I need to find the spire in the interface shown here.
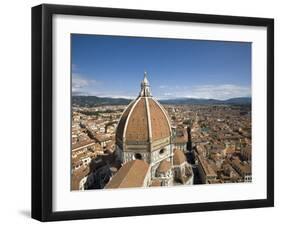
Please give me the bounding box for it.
[140,71,152,97]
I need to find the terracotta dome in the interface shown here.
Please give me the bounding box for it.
[116,72,171,147]
[173,149,186,165]
[156,160,172,173]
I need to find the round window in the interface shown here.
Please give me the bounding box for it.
[134,153,142,160]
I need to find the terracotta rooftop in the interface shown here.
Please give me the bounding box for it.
[71,166,90,190]
[223,146,236,155]
[157,160,172,173]
[173,149,186,165]
[125,98,149,142]
[148,99,170,141]
[72,140,95,151]
[115,100,136,142]
[174,128,188,144]
[197,155,217,177]
[105,160,149,189]
[231,158,251,174]
[116,97,171,145]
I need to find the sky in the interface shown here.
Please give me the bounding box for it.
[71,34,251,100]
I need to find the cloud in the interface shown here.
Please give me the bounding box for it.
[71,74,136,98]
[163,92,173,96]
[191,84,251,100]
[72,77,89,90]
[72,73,98,93]
[71,63,98,93]
[155,84,251,100]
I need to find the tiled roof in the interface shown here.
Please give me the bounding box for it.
[115,100,136,142]
[115,97,171,146]
[173,149,186,165]
[157,160,172,173]
[105,160,149,189]
[71,166,90,190]
[125,98,149,142]
[148,99,170,141]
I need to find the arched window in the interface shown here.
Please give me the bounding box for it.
[134,153,142,160]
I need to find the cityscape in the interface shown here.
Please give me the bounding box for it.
[71,73,251,190]
[71,35,252,190]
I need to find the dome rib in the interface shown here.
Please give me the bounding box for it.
[116,99,136,144]
[123,97,143,142]
[144,97,152,142]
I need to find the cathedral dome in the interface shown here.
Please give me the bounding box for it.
[116,72,171,148]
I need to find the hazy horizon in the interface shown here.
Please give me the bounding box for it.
[72,94,251,101]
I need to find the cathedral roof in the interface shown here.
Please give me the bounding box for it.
[173,149,186,165]
[157,160,172,173]
[104,160,149,189]
[116,73,171,147]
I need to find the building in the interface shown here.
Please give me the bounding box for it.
[173,149,193,185]
[173,126,188,152]
[106,72,193,188]
[230,157,252,182]
[241,145,252,161]
[197,154,217,184]
[71,165,90,190]
[84,155,115,189]
[219,162,241,183]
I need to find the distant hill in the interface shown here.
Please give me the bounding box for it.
[72,96,132,107]
[72,96,251,107]
[223,97,252,105]
[160,97,251,105]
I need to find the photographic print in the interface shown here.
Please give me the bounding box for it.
[71,34,252,190]
[32,4,274,221]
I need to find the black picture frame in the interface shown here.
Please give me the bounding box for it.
[32,4,274,222]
